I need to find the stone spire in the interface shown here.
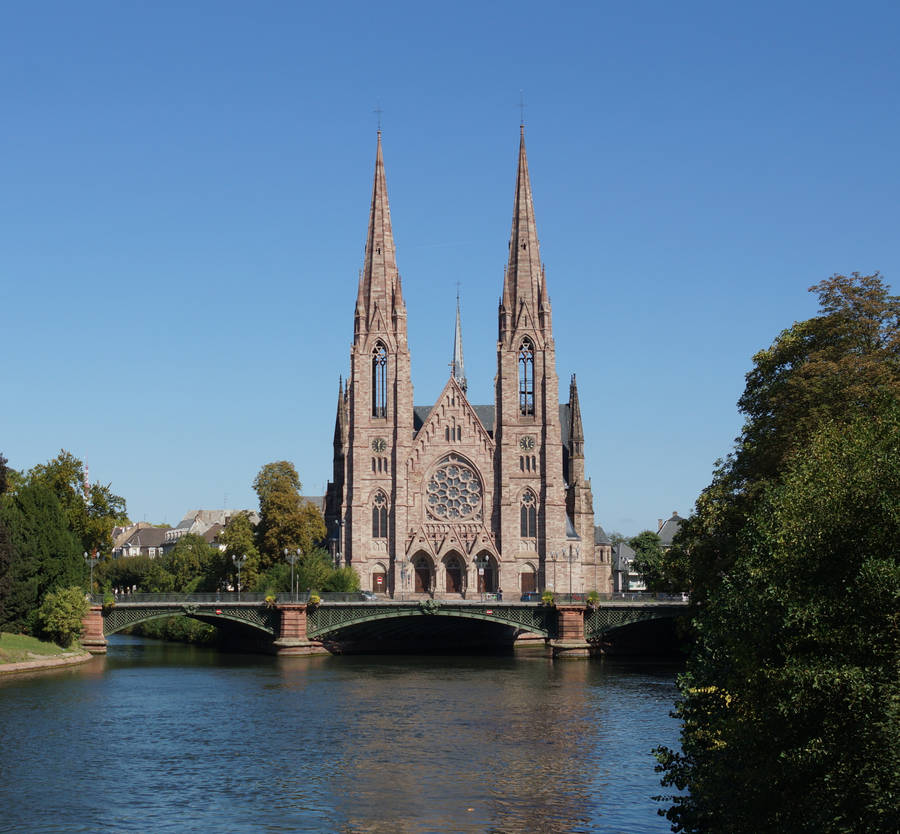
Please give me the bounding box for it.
[568,374,584,459]
[332,376,345,448]
[450,288,467,393]
[500,125,548,341]
[355,131,405,341]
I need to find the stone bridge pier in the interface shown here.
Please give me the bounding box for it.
[272,604,328,656]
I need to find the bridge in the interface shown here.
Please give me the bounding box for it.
[81,593,689,658]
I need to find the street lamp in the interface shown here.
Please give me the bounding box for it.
[548,550,560,593]
[84,551,99,598]
[232,553,247,601]
[473,554,488,601]
[332,518,345,570]
[284,547,301,603]
[400,563,408,601]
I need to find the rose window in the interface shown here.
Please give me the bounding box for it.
[426,457,482,520]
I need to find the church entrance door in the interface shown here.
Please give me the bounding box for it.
[445,556,463,594]
[413,555,431,593]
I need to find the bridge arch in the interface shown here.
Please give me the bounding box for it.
[101,603,279,637]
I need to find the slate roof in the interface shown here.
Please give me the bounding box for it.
[124,527,167,548]
[594,525,611,545]
[658,512,684,547]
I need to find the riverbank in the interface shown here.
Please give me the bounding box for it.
[0,632,92,676]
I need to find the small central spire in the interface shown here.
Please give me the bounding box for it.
[450,287,467,393]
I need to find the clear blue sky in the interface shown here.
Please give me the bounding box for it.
[2,1,898,536]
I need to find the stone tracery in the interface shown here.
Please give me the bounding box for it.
[425,455,482,521]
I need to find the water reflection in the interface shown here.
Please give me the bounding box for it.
[0,637,679,834]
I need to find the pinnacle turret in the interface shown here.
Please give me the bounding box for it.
[568,374,584,457]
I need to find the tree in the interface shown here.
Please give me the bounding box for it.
[0,482,84,632]
[22,450,128,556]
[0,453,10,624]
[96,555,175,594]
[657,273,900,832]
[253,461,326,570]
[627,530,666,590]
[36,586,89,647]
[216,512,260,592]
[673,273,900,603]
[161,534,217,593]
[657,400,900,833]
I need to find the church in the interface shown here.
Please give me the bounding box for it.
[324,128,612,598]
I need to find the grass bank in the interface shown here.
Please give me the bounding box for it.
[0,632,71,664]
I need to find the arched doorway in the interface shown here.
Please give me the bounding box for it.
[372,564,387,594]
[475,552,497,593]
[444,553,464,594]
[413,553,432,594]
[520,563,537,593]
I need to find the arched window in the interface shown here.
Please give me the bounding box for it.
[519,338,534,416]
[372,342,387,418]
[520,490,537,538]
[372,491,388,538]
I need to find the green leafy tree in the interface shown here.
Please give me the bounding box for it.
[22,450,128,556]
[216,512,260,592]
[674,273,900,604]
[627,530,666,590]
[253,461,326,570]
[96,555,175,594]
[323,565,361,592]
[657,400,900,834]
[161,534,218,592]
[36,586,89,647]
[1,482,84,632]
[0,453,11,625]
[657,273,900,832]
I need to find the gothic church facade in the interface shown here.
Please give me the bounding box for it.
[325,129,612,597]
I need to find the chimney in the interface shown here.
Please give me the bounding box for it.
[658,518,664,532]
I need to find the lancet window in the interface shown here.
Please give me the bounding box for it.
[372,491,388,539]
[520,490,537,538]
[519,338,534,416]
[372,342,387,418]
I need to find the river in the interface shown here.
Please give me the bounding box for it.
[0,636,680,833]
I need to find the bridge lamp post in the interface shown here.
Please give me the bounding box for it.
[473,554,488,601]
[284,547,301,603]
[548,550,560,594]
[400,563,408,601]
[84,551,100,598]
[232,553,248,601]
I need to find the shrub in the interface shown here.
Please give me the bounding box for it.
[36,586,89,648]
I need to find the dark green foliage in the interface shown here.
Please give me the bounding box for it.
[129,616,217,645]
[36,586,89,647]
[97,555,175,594]
[323,565,361,592]
[23,450,128,556]
[658,402,900,833]
[0,482,85,632]
[160,534,218,592]
[658,274,900,833]
[627,530,666,590]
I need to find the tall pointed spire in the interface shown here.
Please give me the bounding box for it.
[568,374,584,458]
[450,288,467,393]
[356,131,404,340]
[502,125,546,328]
